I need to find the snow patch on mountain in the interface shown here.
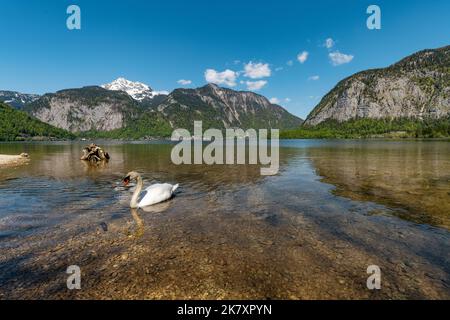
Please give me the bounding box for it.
[101,77,168,101]
[0,91,40,109]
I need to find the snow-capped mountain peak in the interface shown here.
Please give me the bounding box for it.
[0,90,40,109]
[101,77,168,101]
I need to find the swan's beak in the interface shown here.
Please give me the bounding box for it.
[123,176,130,186]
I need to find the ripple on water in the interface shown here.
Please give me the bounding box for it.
[0,141,449,299]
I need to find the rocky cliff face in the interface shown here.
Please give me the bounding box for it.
[304,45,450,126]
[0,102,73,141]
[26,86,139,132]
[155,84,303,130]
[24,82,302,133]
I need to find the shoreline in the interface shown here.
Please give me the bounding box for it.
[1,137,450,143]
[0,153,29,166]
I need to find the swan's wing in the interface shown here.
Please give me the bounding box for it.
[145,183,171,192]
[139,184,174,207]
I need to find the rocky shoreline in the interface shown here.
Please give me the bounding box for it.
[0,153,29,166]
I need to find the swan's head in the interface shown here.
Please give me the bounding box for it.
[123,171,140,186]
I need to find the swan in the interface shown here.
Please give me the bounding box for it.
[122,171,179,208]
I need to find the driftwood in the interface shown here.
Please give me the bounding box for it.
[80,143,110,162]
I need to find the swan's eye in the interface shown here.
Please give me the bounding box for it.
[123,177,130,186]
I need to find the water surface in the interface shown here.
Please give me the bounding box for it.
[0,140,449,299]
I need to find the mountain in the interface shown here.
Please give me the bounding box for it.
[22,80,302,136]
[154,84,303,130]
[101,77,168,102]
[0,102,73,141]
[25,86,141,132]
[0,90,40,110]
[304,45,450,126]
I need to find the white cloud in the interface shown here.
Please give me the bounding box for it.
[287,60,294,66]
[297,51,309,64]
[204,69,238,87]
[270,97,280,104]
[177,79,192,85]
[275,67,284,71]
[325,38,335,49]
[270,97,291,104]
[244,62,271,79]
[246,80,267,91]
[329,51,354,66]
[308,75,320,81]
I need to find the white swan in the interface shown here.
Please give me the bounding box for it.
[122,171,179,208]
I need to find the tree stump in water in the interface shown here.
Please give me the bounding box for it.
[80,143,110,162]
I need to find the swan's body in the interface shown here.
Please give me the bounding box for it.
[123,171,178,208]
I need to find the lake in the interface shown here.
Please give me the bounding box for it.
[0,140,449,299]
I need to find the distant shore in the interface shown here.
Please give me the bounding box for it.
[1,136,450,143]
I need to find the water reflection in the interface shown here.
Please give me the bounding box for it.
[306,141,450,229]
[0,141,449,299]
[140,201,172,213]
[1,140,449,230]
[80,158,110,173]
[130,208,144,238]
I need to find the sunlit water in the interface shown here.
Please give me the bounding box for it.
[0,140,448,299]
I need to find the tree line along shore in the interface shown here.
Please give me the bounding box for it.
[1,102,450,141]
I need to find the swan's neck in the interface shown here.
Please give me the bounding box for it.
[130,175,143,208]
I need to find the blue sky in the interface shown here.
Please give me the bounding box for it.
[0,0,449,118]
